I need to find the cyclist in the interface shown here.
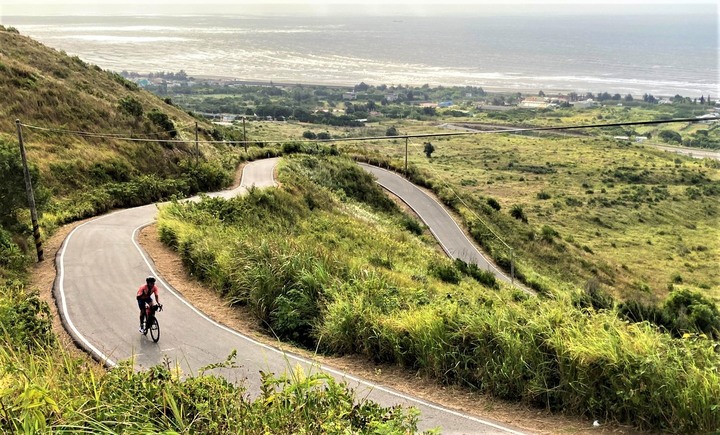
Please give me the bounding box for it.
[137,276,161,333]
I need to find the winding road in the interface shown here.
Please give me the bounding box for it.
[56,158,527,434]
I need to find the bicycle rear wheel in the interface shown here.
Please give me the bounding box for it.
[149,317,160,342]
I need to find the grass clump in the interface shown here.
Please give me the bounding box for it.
[0,343,419,433]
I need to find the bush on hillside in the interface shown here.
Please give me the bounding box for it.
[0,282,54,350]
[663,288,720,338]
[0,141,51,234]
[117,96,143,118]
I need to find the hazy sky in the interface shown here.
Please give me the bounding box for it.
[2,1,716,17]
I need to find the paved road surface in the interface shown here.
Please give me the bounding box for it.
[56,157,527,434]
[650,144,720,160]
[360,164,517,288]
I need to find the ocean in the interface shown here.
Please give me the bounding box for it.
[2,13,718,97]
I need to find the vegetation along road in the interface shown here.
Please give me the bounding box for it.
[56,157,526,434]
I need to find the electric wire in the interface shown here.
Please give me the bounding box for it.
[18,116,719,146]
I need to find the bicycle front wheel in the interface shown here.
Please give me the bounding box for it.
[149,317,160,343]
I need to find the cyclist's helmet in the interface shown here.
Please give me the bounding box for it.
[146,276,156,285]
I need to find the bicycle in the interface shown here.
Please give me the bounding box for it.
[142,303,163,342]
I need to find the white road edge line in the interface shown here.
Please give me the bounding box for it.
[360,163,509,280]
[59,210,126,368]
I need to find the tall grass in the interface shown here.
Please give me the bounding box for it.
[157,154,720,432]
[0,341,419,433]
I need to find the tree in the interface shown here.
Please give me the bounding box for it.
[643,93,657,104]
[658,129,682,144]
[385,126,399,136]
[302,131,317,139]
[538,90,545,97]
[624,94,634,102]
[354,82,369,92]
[423,141,435,158]
[317,131,331,140]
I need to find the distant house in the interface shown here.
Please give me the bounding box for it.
[570,99,597,109]
[658,98,673,105]
[385,93,399,102]
[613,136,630,141]
[696,113,719,124]
[635,136,648,142]
[419,102,438,108]
[438,101,453,108]
[343,92,357,100]
[519,96,555,109]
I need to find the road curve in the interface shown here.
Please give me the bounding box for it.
[56,157,526,434]
[359,164,517,288]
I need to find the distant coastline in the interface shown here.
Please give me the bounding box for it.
[4,14,717,98]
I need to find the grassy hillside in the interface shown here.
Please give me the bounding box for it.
[0,25,244,234]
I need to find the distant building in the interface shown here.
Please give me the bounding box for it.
[343,92,357,100]
[438,101,453,108]
[570,99,597,109]
[613,136,630,141]
[635,136,648,142]
[385,93,399,102]
[519,96,556,109]
[419,102,438,108]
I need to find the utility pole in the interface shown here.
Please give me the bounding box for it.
[404,137,408,177]
[15,120,43,262]
[242,116,247,152]
[195,121,199,166]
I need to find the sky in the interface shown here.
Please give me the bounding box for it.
[2,1,717,17]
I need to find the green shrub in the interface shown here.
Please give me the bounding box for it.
[658,129,682,144]
[453,258,499,289]
[540,225,559,242]
[428,259,460,284]
[0,282,54,350]
[510,204,527,223]
[0,229,29,276]
[663,289,720,338]
[0,140,50,232]
[486,197,501,211]
[117,96,143,118]
[400,216,423,235]
[147,109,177,137]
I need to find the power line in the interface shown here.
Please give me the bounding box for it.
[18,116,719,146]
[19,123,182,139]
